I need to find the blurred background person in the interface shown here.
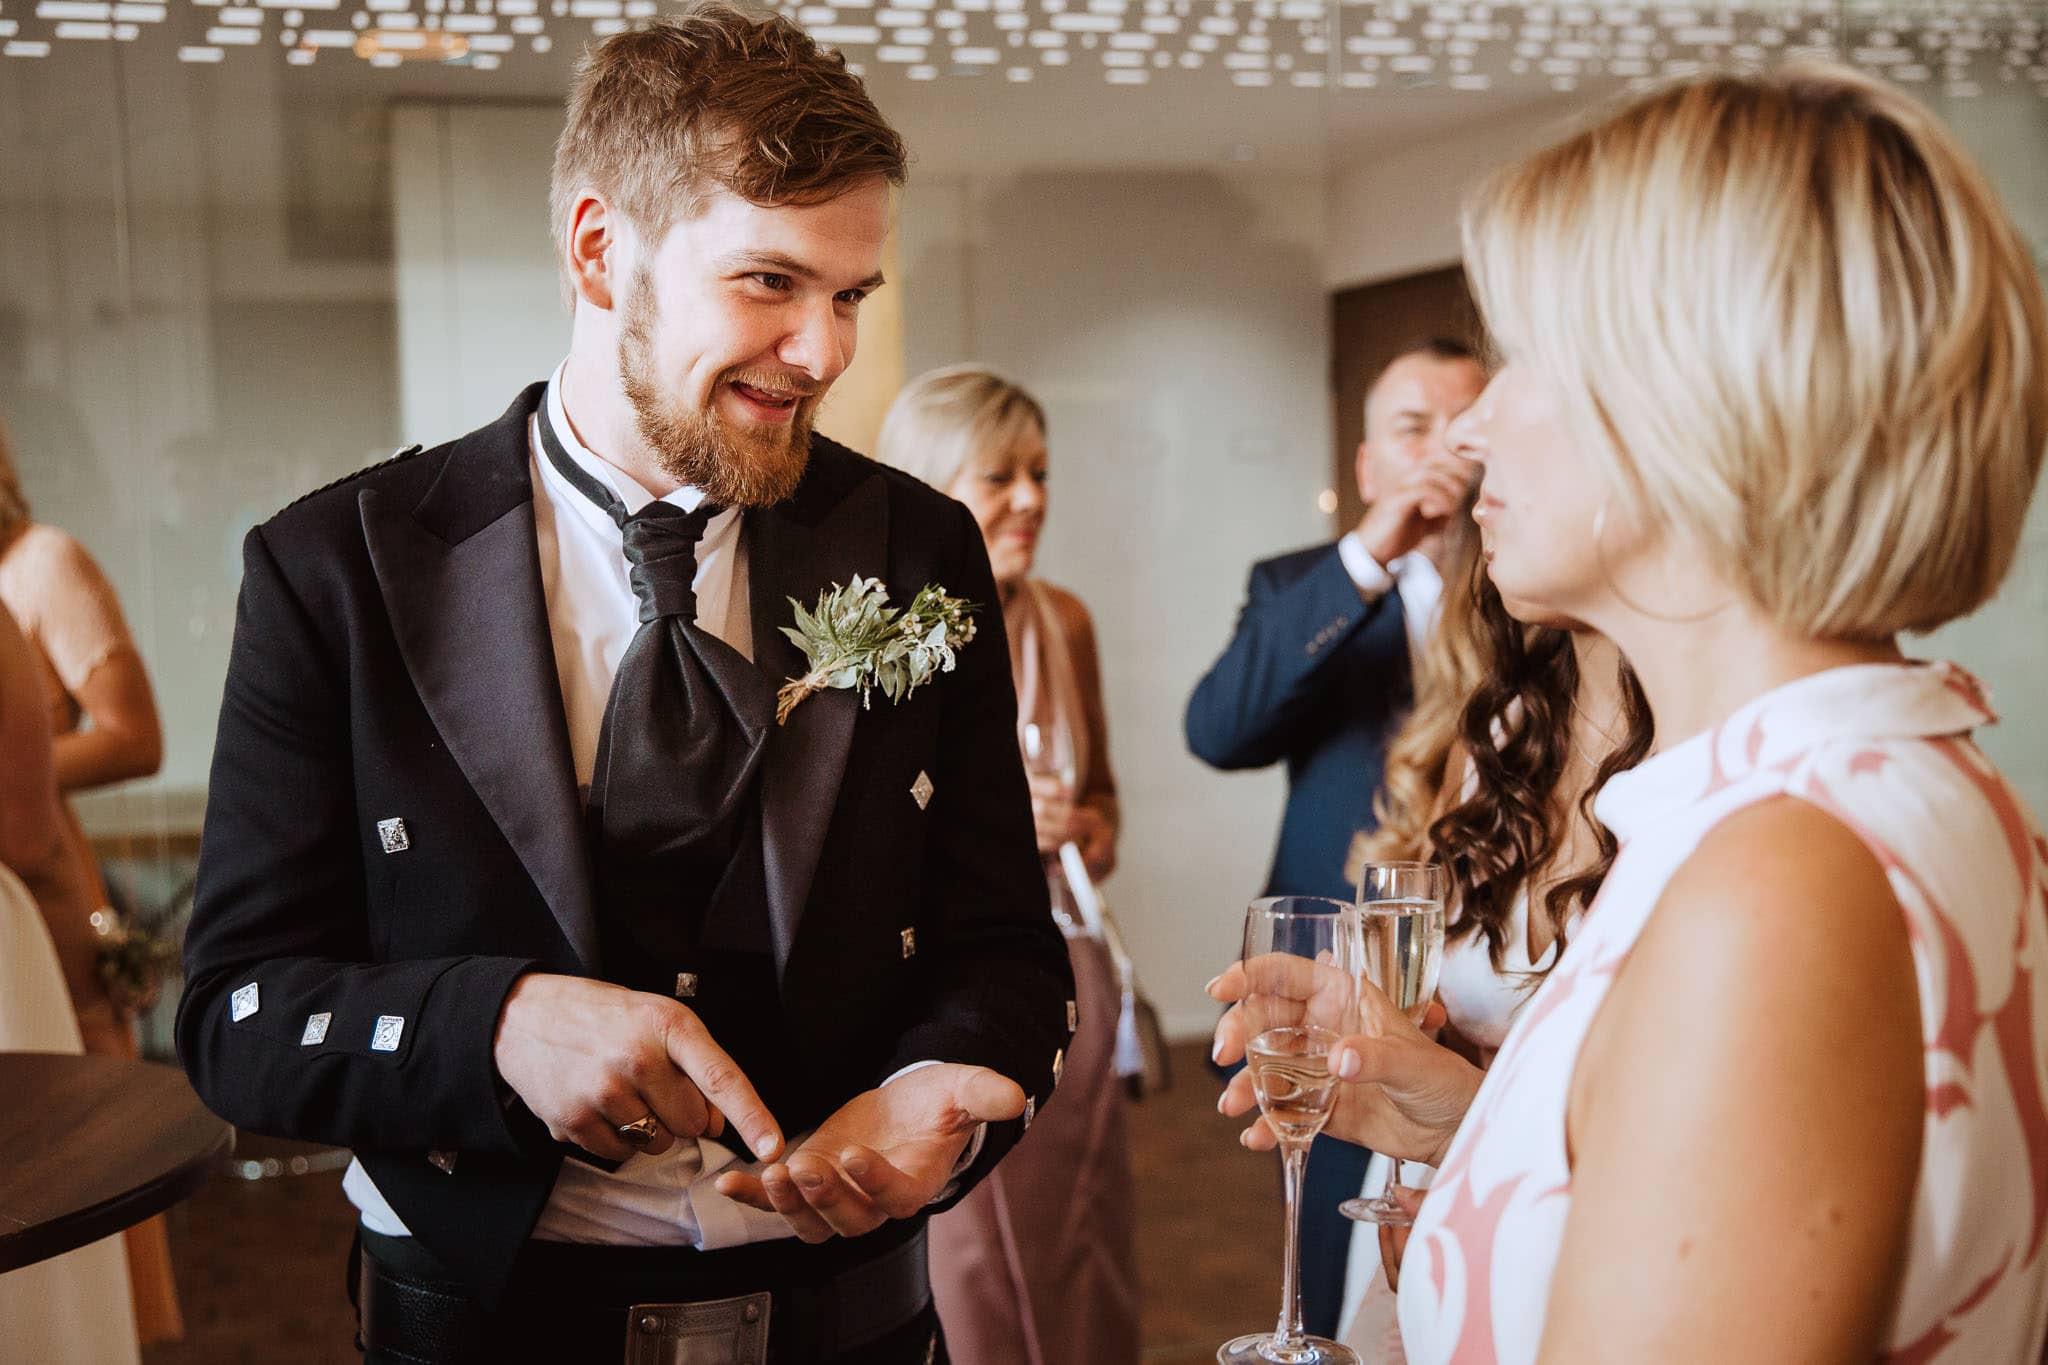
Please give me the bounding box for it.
[1334,506,1651,1358]
[0,415,178,1343]
[1184,339,1486,1337]
[0,599,142,1365]
[878,364,1139,1365]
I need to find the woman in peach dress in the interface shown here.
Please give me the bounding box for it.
[0,417,180,1343]
[0,599,141,1364]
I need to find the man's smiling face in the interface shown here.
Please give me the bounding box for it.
[615,176,891,507]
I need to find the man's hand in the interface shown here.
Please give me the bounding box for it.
[1354,450,1480,569]
[492,972,783,1164]
[713,1063,1025,1243]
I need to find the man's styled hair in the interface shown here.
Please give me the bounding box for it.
[1464,63,2047,640]
[549,3,908,299]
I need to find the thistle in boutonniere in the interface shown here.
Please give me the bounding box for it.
[776,576,979,725]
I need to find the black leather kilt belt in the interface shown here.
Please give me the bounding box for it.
[357,1222,931,1364]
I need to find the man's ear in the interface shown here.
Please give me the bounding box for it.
[566,192,623,312]
[1354,440,1374,505]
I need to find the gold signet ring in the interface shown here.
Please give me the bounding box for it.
[616,1115,660,1146]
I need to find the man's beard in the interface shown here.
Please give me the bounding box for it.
[616,270,816,509]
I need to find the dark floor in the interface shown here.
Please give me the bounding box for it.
[141,1040,1279,1365]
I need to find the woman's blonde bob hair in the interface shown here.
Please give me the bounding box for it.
[1463,63,2048,640]
[874,364,1047,493]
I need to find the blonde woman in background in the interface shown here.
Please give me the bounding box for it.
[877,365,1139,1365]
[1215,64,2048,1361]
[0,417,179,1342]
[1335,507,1652,1359]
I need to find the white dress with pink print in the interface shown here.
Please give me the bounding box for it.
[1396,661,2048,1364]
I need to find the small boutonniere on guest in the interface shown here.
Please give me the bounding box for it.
[777,576,978,724]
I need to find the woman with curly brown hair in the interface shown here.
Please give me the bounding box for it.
[1336,510,1651,1358]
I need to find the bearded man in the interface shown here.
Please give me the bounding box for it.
[176,9,1072,1362]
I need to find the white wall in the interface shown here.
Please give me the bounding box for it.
[392,104,570,447]
[1,48,403,837]
[1322,102,1584,289]
[900,168,1331,1038]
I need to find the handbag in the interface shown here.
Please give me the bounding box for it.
[1057,843,1171,1099]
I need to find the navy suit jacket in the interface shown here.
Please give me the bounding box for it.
[1185,541,1413,900]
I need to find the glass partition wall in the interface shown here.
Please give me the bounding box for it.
[1,1,2043,1063]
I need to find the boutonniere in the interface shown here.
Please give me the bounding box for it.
[776,576,979,725]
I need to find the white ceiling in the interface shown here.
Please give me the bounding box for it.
[1,1,2037,180]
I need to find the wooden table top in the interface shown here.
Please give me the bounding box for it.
[0,1051,234,1272]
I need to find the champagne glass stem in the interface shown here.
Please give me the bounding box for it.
[1272,1140,1310,1351]
[1375,1156,1399,1212]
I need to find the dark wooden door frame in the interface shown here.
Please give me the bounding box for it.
[1327,266,1481,534]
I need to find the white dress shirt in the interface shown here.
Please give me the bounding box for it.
[1336,531,1444,676]
[347,366,974,1248]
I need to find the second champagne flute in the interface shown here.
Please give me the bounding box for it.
[1339,861,1447,1226]
[1218,896,1362,1365]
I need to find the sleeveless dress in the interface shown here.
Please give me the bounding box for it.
[1397,661,2048,1363]
[1340,888,1551,1360]
[0,521,183,1343]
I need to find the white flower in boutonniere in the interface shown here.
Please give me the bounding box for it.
[776,576,980,725]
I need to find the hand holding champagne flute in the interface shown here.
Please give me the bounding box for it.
[1341,862,1447,1226]
[1219,897,1362,1365]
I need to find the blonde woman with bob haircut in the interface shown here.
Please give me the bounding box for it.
[877,365,1140,1365]
[1212,64,2048,1362]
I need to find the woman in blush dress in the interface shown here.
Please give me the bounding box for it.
[0,419,179,1342]
[1335,514,1651,1360]
[1215,64,2048,1362]
[0,601,141,1365]
[876,365,1140,1365]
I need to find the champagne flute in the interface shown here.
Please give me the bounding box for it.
[1338,861,1447,1226]
[1219,897,1363,1365]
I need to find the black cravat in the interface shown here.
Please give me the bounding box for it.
[537,401,774,951]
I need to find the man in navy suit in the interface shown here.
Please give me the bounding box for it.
[1186,338,1485,1338]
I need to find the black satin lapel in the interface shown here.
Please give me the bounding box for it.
[751,471,889,974]
[361,486,600,971]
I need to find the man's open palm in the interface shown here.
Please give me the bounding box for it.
[714,1063,1026,1242]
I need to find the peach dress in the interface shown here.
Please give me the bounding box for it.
[1398,662,2048,1362]
[0,521,184,1344]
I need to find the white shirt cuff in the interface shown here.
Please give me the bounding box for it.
[1337,531,1395,600]
[884,1060,988,1198]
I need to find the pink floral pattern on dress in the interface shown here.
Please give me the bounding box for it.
[1397,663,2048,1364]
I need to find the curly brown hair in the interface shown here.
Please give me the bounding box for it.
[1426,576,1653,978]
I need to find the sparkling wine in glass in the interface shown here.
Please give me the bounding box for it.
[1339,862,1447,1227]
[1219,897,1363,1365]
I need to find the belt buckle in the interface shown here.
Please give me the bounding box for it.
[623,1291,770,1365]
